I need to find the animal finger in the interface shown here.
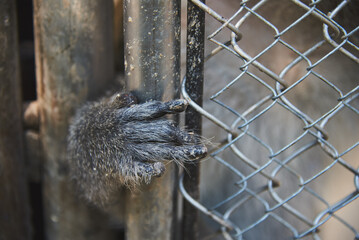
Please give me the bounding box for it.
[108,92,137,109]
[118,99,188,122]
[130,143,208,163]
[122,119,197,145]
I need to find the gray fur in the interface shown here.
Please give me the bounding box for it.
[67,92,207,206]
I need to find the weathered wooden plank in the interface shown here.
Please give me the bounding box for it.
[0,0,31,239]
[124,0,181,239]
[33,0,118,239]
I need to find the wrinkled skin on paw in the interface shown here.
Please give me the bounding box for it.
[67,92,207,205]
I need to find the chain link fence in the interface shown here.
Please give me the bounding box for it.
[180,0,359,239]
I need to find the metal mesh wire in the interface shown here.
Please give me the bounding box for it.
[180,0,359,239]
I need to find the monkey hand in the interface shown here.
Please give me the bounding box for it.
[67,92,207,204]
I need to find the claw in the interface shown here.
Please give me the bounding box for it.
[167,99,188,112]
[153,162,166,177]
[187,145,208,160]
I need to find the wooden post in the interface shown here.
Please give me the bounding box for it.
[33,0,118,239]
[124,0,181,239]
[0,1,31,239]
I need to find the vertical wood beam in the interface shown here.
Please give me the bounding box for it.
[0,1,31,239]
[124,0,181,239]
[33,0,117,239]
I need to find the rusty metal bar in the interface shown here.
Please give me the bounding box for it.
[33,0,117,239]
[182,1,205,240]
[0,1,31,239]
[123,0,181,239]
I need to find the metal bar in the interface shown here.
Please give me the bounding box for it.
[33,0,117,239]
[182,1,205,239]
[0,1,31,239]
[114,0,124,73]
[123,0,181,239]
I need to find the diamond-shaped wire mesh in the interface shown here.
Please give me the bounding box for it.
[180,0,359,239]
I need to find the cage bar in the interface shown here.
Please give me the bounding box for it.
[182,1,205,240]
[123,0,181,239]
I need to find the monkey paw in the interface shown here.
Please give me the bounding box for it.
[68,92,207,200]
